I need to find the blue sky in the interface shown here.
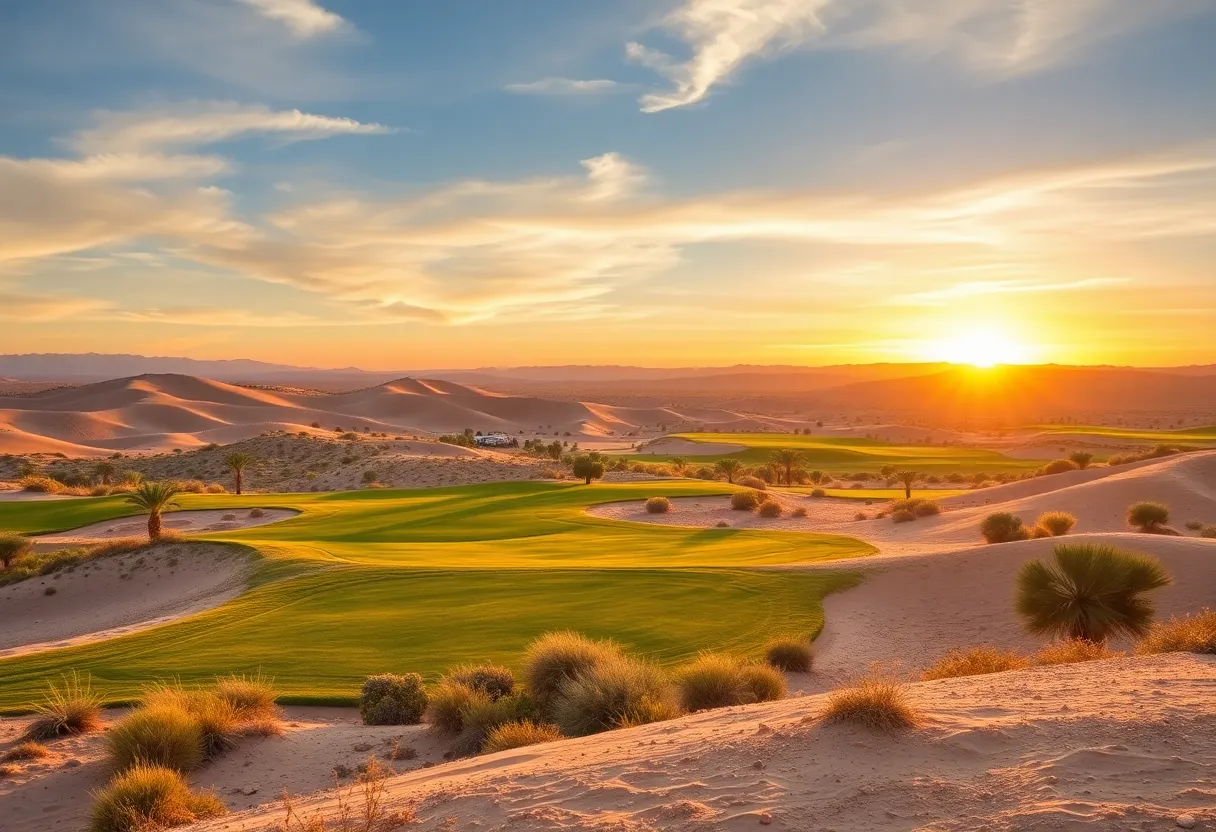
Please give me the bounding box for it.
[1,0,1215,368]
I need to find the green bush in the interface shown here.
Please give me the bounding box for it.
[1127,501,1170,531]
[757,500,782,518]
[524,631,622,713]
[552,654,678,737]
[359,673,427,726]
[764,638,813,672]
[482,721,563,754]
[89,762,225,832]
[645,496,672,514]
[980,512,1029,544]
[730,490,761,511]
[446,664,515,700]
[106,706,205,772]
[1036,511,1076,536]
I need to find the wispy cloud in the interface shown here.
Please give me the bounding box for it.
[504,78,620,96]
[235,0,347,38]
[893,277,1129,306]
[0,290,112,321]
[629,0,1199,112]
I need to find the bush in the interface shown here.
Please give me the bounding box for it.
[730,490,761,511]
[980,512,1029,544]
[1202,526,1216,539]
[1030,525,1052,539]
[1034,639,1116,666]
[1037,459,1078,476]
[427,680,483,735]
[213,672,278,720]
[791,506,808,518]
[0,533,31,569]
[645,496,672,514]
[482,721,563,754]
[757,500,782,518]
[891,509,915,523]
[1127,501,1170,531]
[359,674,427,726]
[446,664,515,700]
[2,741,49,762]
[854,512,868,521]
[912,500,941,518]
[820,678,921,732]
[739,663,786,703]
[552,654,678,737]
[89,762,225,832]
[248,508,266,519]
[1069,451,1094,469]
[25,671,103,740]
[204,483,226,494]
[764,638,813,672]
[736,476,766,491]
[675,653,748,712]
[1136,609,1216,655]
[20,475,61,493]
[455,691,537,754]
[1185,520,1204,531]
[106,705,205,772]
[524,631,622,713]
[921,647,1028,681]
[1036,511,1076,536]
[809,488,826,498]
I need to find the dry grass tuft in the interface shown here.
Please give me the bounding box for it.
[1034,639,1118,666]
[445,664,515,700]
[2,741,50,762]
[553,653,679,737]
[276,755,412,832]
[645,496,672,514]
[757,499,782,518]
[921,647,1028,681]
[1136,609,1216,655]
[482,720,563,754]
[730,490,762,511]
[1035,511,1077,536]
[524,631,623,713]
[820,677,922,732]
[106,704,206,773]
[89,762,226,832]
[426,680,485,735]
[764,638,814,673]
[214,671,279,721]
[25,671,103,741]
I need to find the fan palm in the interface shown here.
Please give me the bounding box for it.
[769,449,805,487]
[714,459,744,484]
[225,452,254,495]
[1015,543,1172,643]
[124,482,180,541]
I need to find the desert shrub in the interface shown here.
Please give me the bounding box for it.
[739,663,786,703]
[20,475,61,493]
[912,500,941,517]
[1202,526,1216,539]
[791,506,808,518]
[820,677,921,732]
[854,512,868,521]
[1127,501,1170,531]
[482,721,563,754]
[1036,511,1077,536]
[921,647,1028,681]
[90,485,113,497]
[764,638,813,672]
[980,512,1028,544]
[89,762,225,832]
[1136,609,1216,655]
[757,500,782,518]
[809,488,826,498]
[645,496,672,514]
[1034,639,1117,666]
[524,631,622,713]
[1069,451,1094,469]
[107,705,205,772]
[248,508,266,519]
[0,533,32,569]
[675,653,747,712]
[25,671,103,740]
[172,479,207,494]
[204,483,227,494]
[891,509,915,523]
[2,741,49,762]
[1185,520,1204,531]
[427,681,484,735]
[359,674,427,726]
[1037,459,1078,476]
[715,520,730,528]
[446,664,515,700]
[736,476,766,491]
[730,490,761,511]
[455,691,537,754]
[213,672,278,720]
[552,654,678,737]
[1030,525,1052,539]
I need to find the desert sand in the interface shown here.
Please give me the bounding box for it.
[32,508,298,547]
[0,542,251,658]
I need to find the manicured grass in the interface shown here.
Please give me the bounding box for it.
[0,481,873,711]
[630,432,1038,474]
[782,487,968,500]
[1030,425,1216,443]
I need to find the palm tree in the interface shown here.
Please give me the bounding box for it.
[225,452,254,495]
[92,461,115,485]
[715,459,744,484]
[769,449,805,487]
[894,470,920,499]
[124,482,180,541]
[1015,543,1172,643]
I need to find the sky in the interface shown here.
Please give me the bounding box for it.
[1,0,1215,370]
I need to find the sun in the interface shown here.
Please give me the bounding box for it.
[925,329,1032,368]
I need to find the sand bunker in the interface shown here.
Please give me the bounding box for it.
[34,508,299,546]
[0,542,251,658]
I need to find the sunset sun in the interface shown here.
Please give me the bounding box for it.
[926,330,1032,368]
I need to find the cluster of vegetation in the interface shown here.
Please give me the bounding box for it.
[0,534,173,588]
[1106,444,1192,466]
[980,509,1079,543]
[887,497,941,524]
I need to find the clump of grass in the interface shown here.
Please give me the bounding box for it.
[820,677,921,732]
[739,663,786,703]
[214,672,279,720]
[106,705,205,772]
[809,488,826,499]
[20,475,62,494]
[764,638,814,673]
[757,500,782,518]
[139,685,239,759]
[1184,520,1203,531]
[1035,511,1077,536]
[248,508,266,519]
[921,647,1028,680]
[446,664,515,700]
[426,680,485,735]
[25,671,103,740]
[730,490,761,511]
[1127,501,1172,533]
[89,762,226,832]
[675,653,748,712]
[525,631,623,714]
[455,691,537,755]
[891,509,915,523]
[736,476,766,491]
[552,653,679,737]
[359,674,427,726]
[980,512,1029,544]
[1136,609,1216,655]
[645,496,672,514]
[0,533,32,569]
[1202,526,1216,539]
[2,741,50,762]
[482,721,563,754]
[854,512,868,521]
[1034,639,1117,666]
[1037,459,1078,476]
[791,506,808,518]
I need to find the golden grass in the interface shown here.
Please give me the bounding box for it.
[524,631,623,713]
[1136,609,1216,655]
[276,755,412,832]
[645,496,672,514]
[482,721,563,754]
[89,762,226,832]
[920,647,1029,681]
[1034,639,1118,665]
[214,671,280,720]
[553,653,679,737]
[820,677,922,732]
[2,741,50,762]
[25,671,103,740]
[106,705,205,773]
[1035,511,1077,536]
[764,637,814,673]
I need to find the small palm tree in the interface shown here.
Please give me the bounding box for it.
[894,470,920,499]
[124,482,180,541]
[1015,543,1172,643]
[769,449,805,487]
[225,452,254,495]
[92,461,115,485]
[714,459,744,484]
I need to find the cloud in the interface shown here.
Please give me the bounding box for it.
[0,290,112,321]
[893,277,1129,306]
[235,0,347,38]
[629,0,1200,112]
[70,102,392,155]
[504,78,620,95]
[580,153,648,202]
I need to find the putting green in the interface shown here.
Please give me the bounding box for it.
[0,481,873,711]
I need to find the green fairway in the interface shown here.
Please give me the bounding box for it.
[1030,425,1216,444]
[630,432,1038,474]
[0,481,874,711]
